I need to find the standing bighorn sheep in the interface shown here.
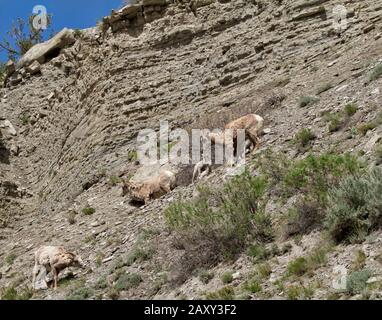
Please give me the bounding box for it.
[32,246,84,290]
[193,114,264,181]
[224,113,264,151]
[206,114,264,153]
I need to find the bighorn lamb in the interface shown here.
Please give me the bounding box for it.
[32,246,84,290]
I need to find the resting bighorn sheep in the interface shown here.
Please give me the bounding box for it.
[122,170,176,204]
[32,246,84,290]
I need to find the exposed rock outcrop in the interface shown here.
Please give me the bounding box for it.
[17,28,75,69]
[1,0,382,300]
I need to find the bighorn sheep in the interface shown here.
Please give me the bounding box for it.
[202,114,264,167]
[32,246,84,290]
[192,161,211,183]
[122,170,176,204]
[207,114,264,153]
[224,113,264,152]
[192,134,212,183]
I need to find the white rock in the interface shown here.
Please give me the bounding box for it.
[17,28,75,69]
[367,276,382,284]
[336,85,349,92]
[0,120,17,136]
[371,88,380,95]
[102,256,114,263]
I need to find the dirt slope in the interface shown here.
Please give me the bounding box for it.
[1,0,382,300]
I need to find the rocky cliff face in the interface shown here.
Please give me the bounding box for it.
[1,0,382,300]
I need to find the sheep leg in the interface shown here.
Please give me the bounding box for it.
[246,128,260,153]
[192,162,202,183]
[143,193,150,205]
[51,266,58,290]
[162,183,172,194]
[199,165,211,180]
[32,263,40,289]
[35,266,48,289]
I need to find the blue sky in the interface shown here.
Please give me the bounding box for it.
[0,0,125,62]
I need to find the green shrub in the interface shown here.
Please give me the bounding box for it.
[287,257,308,276]
[66,287,94,300]
[298,96,319,107]
[126,246,155,266]
[109,175,122,186]
[114,273,142,291]
[152,273,168,293]
[95,276,108,289]
[0,286,32,300]
[109,257,127,274]
[352,249,366,272]
[1,287,18,300]
[82,207,96,215]
[344,103,358,117]
[375,112,382,126]
[246,243,271,261]
[165,171,271,283]
[367,64,382,82]
[306,246,330,272]
[374,144,382,165]
[221,271,234,284]
[258,152,364,236]
[5,253,16,265]
[20,113,30,125]
[198,269,214,284]
[256,263,272,279]
[107,288,120,300]
[325,168,382,243]
[67,210,77,225]
[165,171,271,259]
[293,128,316,149]
[284,199,323,236]
[357,122,376,136]
[205,286,235,300]
[324,112,343,133]
[283,153,363,204]
[128,150,138,162]
[244,277,262,293]
[286,284,314,300]
[84,234,96,244]
[346,270,371,295]
[73,29,83,38]
[256,149,291,185]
